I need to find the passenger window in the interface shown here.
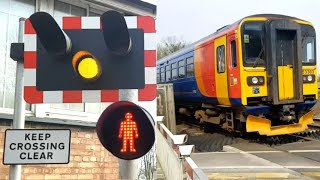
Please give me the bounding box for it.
[178,60,185,78]
[156,67,160,83]
[160,67,165,82]
[172,69,178,79]
[165,65,171,81]
[187,56,193,64]
[178,60,185,66]
[186,56,194,77]
[171,63,178,80]
[216,45,225,73]
[231,40,237,67]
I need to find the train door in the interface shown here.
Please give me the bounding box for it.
[276,30,295,100]
[214,35,230,105]
[227,33,241,104]
[267,20,303,104]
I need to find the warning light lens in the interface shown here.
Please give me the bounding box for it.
[119,112,139,153]
[96,101,155,160]
[78,58,100,79]
[72,51,101,81]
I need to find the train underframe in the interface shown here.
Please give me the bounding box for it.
[177,101,316,136]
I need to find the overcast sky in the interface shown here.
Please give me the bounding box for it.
[144,0,320,69]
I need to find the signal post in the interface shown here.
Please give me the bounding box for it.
[7,10,156,180]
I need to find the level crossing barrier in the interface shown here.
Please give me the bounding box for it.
[156,116,208,180]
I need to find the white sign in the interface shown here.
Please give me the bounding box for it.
[3,129,71,165]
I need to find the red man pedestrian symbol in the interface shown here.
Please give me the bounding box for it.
[118,112,139,153]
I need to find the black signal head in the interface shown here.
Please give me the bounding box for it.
[29,12,71,56]
[101,11,132,56]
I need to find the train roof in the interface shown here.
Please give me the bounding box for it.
[157,14,309,65]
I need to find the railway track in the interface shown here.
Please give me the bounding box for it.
[291,117,320,141]
[177,117,320,152]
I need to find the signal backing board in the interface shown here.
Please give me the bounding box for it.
[23,16,156,104]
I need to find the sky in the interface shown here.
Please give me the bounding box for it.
[144,0,320,69]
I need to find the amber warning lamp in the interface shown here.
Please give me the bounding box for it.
[72,51,102,81]
[96,101,155,160]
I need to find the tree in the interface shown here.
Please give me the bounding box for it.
[157,36,189,60]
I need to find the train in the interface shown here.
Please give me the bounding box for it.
[157,14,318,136]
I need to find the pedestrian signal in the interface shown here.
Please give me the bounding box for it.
[96,101,155,160]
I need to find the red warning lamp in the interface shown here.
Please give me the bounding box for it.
[96,101,155,160]
[119,112,139,153]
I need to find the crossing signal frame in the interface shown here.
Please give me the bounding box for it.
[23,11,156,104]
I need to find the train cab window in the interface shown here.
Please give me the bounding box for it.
[301,25,316,66]
[178,60,186,78]
[165,65,171,81]
[242,22,265,67]
[302,36,315,65]
[171,63,178,79]
[160,67,165,82]
[186,56,194,77]
[216,45,225,73]
[231,40,237,67]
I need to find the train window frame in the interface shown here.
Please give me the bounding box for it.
[216,45,226,73]
[301,24,316,66]
[171,62,177,69]
[165,65,171,81]
[160,67,165,82]
[241,21,266,67]
[230,40,237,67]
[156,67,160,83]
[302,37,316,66]
[178,59,186,78]
[187,56,193,65]
[171,62,178,80]
[186,56,194,77]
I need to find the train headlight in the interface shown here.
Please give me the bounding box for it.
[247,76,264,86]
[252,77,258,84]
[303,75,315,83]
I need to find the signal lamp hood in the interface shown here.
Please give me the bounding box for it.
[29,12,72,56]
[101,10,132,56]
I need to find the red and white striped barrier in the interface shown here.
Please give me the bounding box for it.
[184,157,208,180]
[157,121,187,156]
[156,118,208,180]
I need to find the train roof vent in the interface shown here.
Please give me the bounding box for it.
[216,25,229,32]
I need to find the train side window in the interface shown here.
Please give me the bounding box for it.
[216,45,225,73]
[178,59,185,66]
[187,56,193,64]
[178,59,185,78]
[157,68,160,83]
[171,62,177,69]
[171,62,178,79]
[186,56,194,77]
[160,67,165,82]
[165,65,171,81]
[231,40,237,67]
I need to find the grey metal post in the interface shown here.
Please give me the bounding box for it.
[9,18,26,180]
[119,89,138,180]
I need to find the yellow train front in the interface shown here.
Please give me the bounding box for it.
[157,14,318,136]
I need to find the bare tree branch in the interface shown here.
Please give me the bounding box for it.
[157,36,189,60]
